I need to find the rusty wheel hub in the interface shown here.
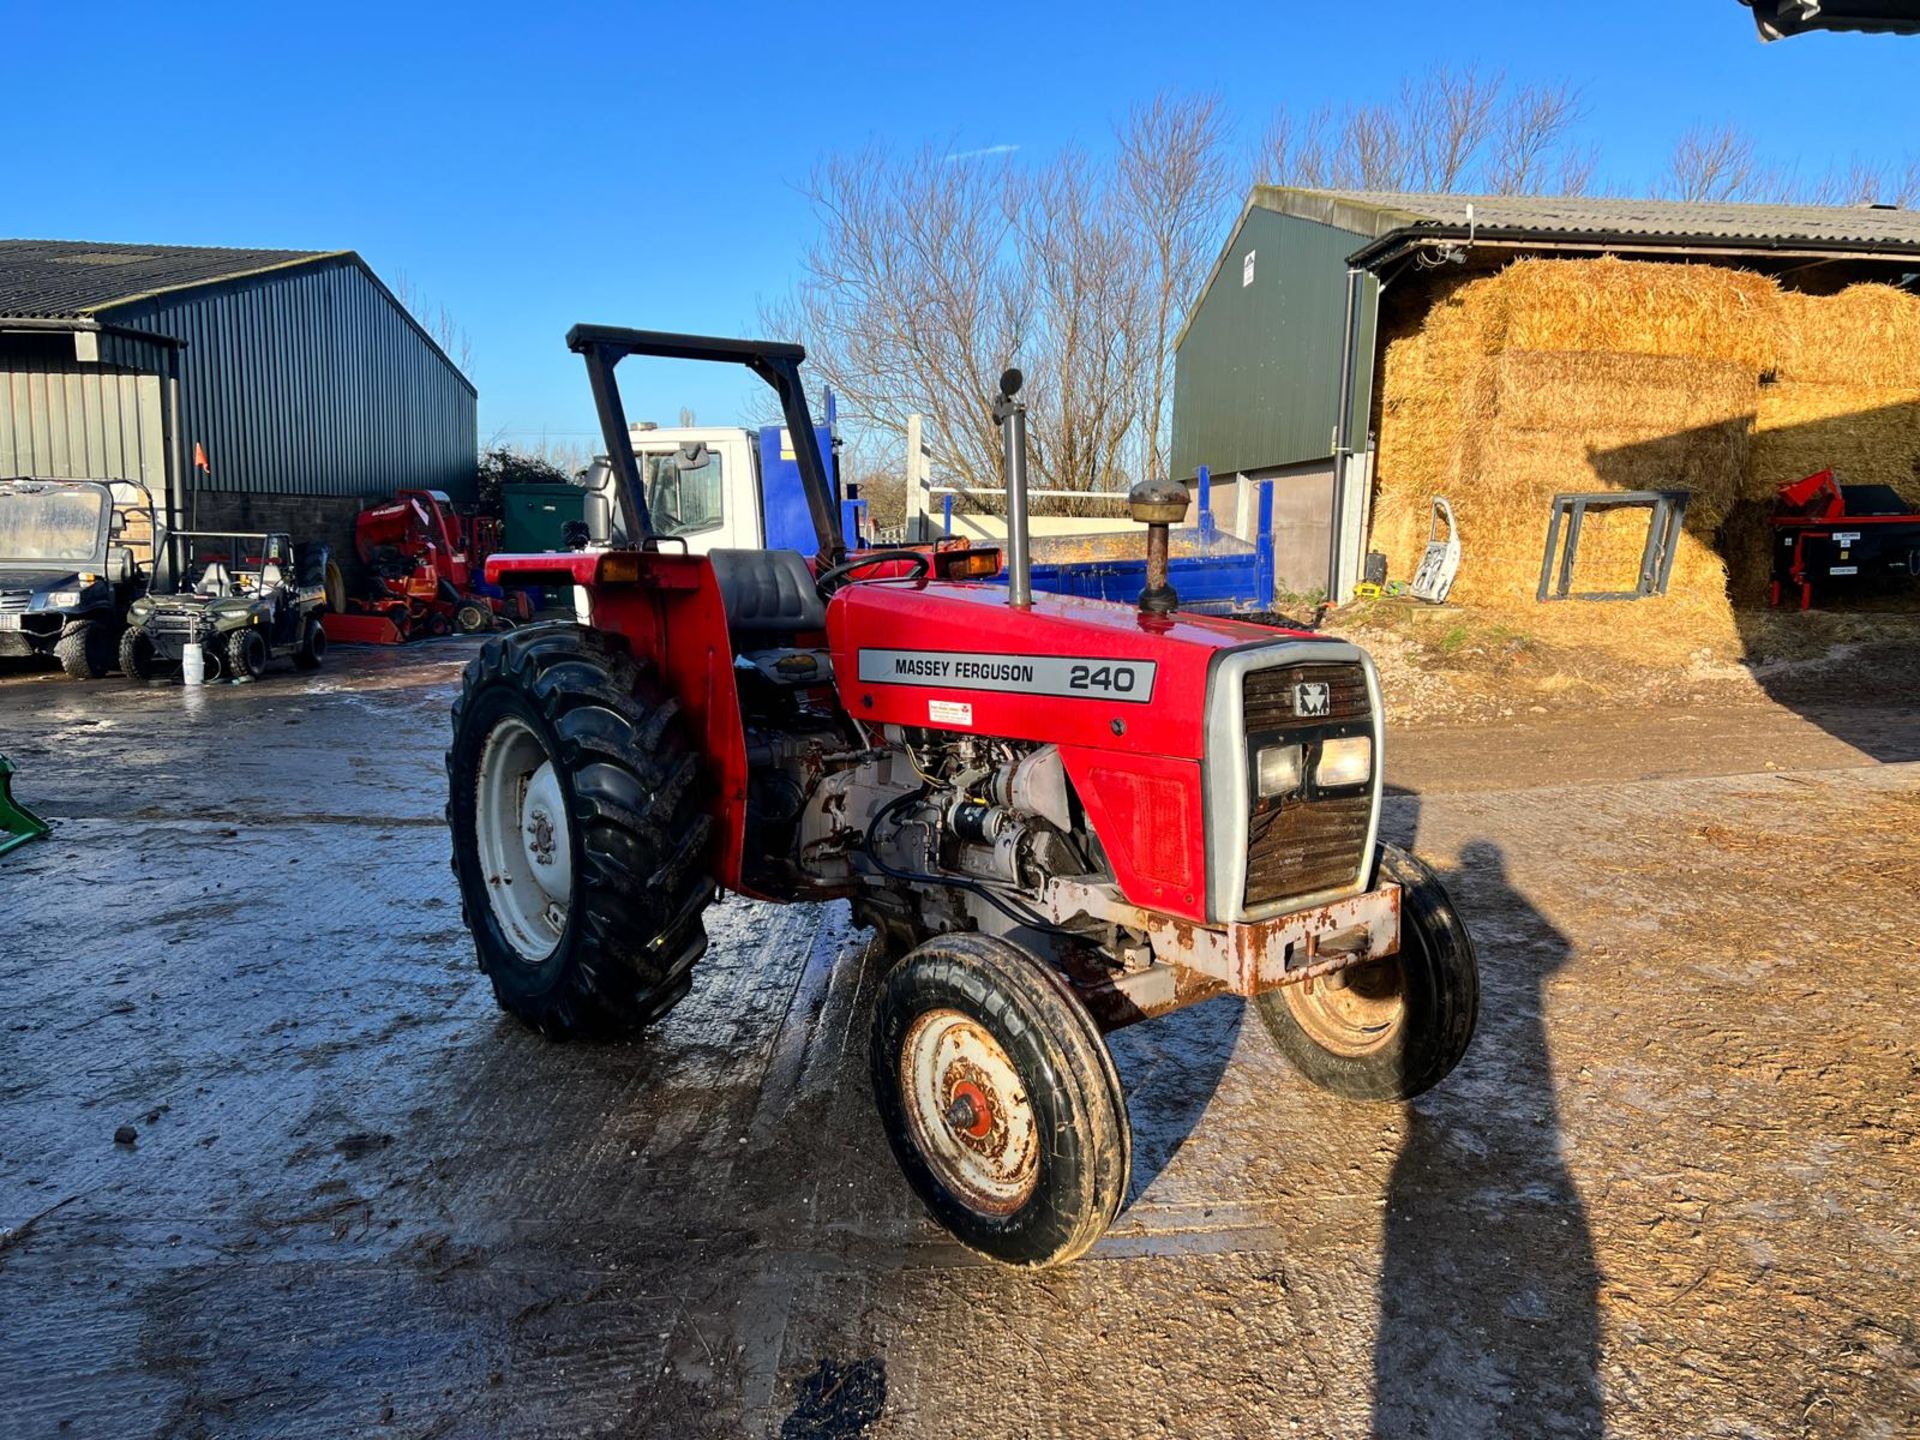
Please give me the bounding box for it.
[1284,954,1407,1058]
[900,1008,1038,1215]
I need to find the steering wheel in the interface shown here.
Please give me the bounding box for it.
[815,549,932,597]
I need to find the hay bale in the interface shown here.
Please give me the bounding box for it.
[1774,285,1920,388]
[1751,380,1920,499]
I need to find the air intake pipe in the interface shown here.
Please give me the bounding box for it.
[993,367,1032,608]
[1130,476,1188,615]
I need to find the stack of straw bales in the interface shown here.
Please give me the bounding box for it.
[1370,258,1920,636]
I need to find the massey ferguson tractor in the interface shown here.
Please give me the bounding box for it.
[447,327,1479,1267]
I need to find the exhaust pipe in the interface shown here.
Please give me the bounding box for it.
[1130,476,1188,615]
[993,367,1032,608]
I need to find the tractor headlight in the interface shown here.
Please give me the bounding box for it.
[1255,743,1304,798]
[1316,735,1373,788]
[48,590,83,608]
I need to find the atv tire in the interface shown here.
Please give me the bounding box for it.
[453,601,492,634]
[1255,842,1479,1102]
[224,627,268,681]
[119,627,168,683]
[56,619,118,680]
[871,933,1132,1267]
[293,615,327,670]
[446,623,714,1038]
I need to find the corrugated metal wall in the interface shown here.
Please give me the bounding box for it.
[104,257,476,502]
[1170,210,1375,480]
[0,356,167,491]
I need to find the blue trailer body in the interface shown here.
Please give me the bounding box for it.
[757,421,837,554]
[972,467,1282,616]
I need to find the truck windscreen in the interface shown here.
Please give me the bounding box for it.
[0,488,108,564]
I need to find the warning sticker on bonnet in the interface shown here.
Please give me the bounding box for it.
[857,648,1157,702]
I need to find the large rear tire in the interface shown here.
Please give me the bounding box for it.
[56,619,117,680]
[871,934,1131,1267]
[1255,843,1479,1102]
[292,615,326,670]
[447,623,714,1037]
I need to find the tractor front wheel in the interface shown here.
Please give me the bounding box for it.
[1255,843,1479,1102]
[871,933,1131,1267]
[446,624,714,1037]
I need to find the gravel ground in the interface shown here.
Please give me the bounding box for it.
[0,638,1914,1438]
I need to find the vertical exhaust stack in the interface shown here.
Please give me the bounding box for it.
[1130,476,1188,615]
[993,367,1033,608]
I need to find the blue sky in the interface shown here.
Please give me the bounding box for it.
[9,1,1915,451]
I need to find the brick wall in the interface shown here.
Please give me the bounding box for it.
[189,491,364,568]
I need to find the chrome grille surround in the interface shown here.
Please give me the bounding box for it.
[1202,639,1384,924]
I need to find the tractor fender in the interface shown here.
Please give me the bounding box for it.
[486,550,752,892]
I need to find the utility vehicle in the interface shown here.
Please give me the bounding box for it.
[122,530,329,682]
[0,477,156,678]
[447,328,1479,1267]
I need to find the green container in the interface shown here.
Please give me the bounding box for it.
[501,483,588,555]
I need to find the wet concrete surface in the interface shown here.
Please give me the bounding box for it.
[0,641,1915,1438]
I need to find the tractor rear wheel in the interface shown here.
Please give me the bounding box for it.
[224,627,268,681]
[1255,843,1479,1102]
[871,933,1131,1267]
[446,623,714,1037]
[56,619,117,679]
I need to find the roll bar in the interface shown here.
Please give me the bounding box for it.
[564,324,845,565]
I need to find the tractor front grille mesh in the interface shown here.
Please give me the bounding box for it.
[1241,661,1372,909]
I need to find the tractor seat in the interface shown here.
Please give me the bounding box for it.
[707,549,827,638]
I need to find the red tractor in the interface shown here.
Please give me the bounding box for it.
[330,488,529,643]
[446,327,1479,1267]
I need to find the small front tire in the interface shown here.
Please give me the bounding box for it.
[119,627,167,683]
[871,934,1131,1268]
[56,619,118,680]
[1255,843,1479,1102]
[224,627,268,681]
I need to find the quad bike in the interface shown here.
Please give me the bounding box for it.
[122,530,330,683]
[446,327,1479,1268]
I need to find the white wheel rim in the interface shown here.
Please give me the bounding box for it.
[900,1008,1039,1215]
[474,716,573,964]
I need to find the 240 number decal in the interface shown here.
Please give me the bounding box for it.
[1067,663,1142,695]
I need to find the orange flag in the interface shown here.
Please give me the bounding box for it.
[193,442,210,472]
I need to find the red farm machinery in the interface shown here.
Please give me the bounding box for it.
[326,488,531,644]
[444,327,1480,1267]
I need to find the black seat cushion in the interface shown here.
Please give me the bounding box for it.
[708,549,828,637]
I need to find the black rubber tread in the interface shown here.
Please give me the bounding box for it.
[118,626,165,682]
[292,615,326,670]
[55,619,117,680]
[224,627,268,680]
[1255,842,1480,1102]
[870,933,1131,1268]
[446,622,715,1038]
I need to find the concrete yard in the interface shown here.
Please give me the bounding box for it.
[1,639,1915,1438]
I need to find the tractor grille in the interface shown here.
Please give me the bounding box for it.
[1241,661,1373,909]
[0,591,28,614]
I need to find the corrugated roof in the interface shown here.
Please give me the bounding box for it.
[1257,187,1920,254]
[0,239,337,320]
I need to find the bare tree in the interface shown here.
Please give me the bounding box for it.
[1114,94,1236,480]
[767,142,1030,495]
[389,271,474,375]
[1662,124,1773,203]
[1796,157,1920,206]
[1256,69,1589,196]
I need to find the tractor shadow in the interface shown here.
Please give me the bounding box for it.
[1105,989,1245,1206]
[1370,826,1603,1439]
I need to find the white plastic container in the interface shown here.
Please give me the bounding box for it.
[182,641,205,687]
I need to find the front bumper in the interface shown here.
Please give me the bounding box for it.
[1141,882,1402,996]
